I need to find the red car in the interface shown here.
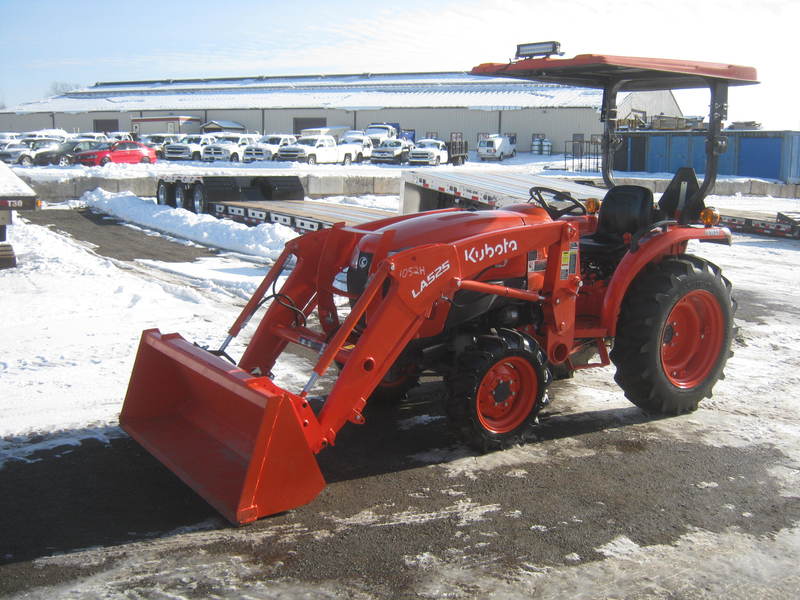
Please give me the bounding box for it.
[75,141,157,166]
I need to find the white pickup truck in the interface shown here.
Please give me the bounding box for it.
[202,133,261,162]
[371,138,414,164]
[276,135,355,165]
[164,134,217,161]
[364,123,399,147]
[338,134,373,163]
[243,134,297,162]
[408,139,448,166]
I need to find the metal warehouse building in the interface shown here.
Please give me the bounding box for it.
[0,72,681,152]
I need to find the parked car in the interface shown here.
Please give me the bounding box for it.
[33,139,102,166]
[74,141,157,166]
[107,131,134,141]
[0,138,62,165]
[477,134,516,161]
[164,134,217,161]
[202,133,261,162]
[21,129,69,143]
[276,135,352,164]
[139,133,182,159]
[243,134,297,162]
[370,138,414,164]
[0,132,21,144]
[408,138,449,166]
[73,132,110,143]
[338,134,373,163]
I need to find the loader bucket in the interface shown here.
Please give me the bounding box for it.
[120,329,326,525]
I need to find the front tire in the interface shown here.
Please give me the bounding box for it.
[611,255,735,415]
[58,156,71,167]
[20,156,33,166]
[342,154,352,165]
[446,330,550,452]
[307,155,317,165]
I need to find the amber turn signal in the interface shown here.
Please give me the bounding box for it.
[585,197,601,214]
[700,207,721,226]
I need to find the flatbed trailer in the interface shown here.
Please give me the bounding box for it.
[0,162,39,268]
[401,169,602,213]
[209,198,395,231]
[719,208,800,239]
[155,174,395,231]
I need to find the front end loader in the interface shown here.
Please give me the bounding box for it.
[120,46,757,524]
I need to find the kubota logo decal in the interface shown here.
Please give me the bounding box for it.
[411,260,450,298]
[464,238,519,264]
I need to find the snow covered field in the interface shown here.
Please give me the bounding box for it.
[2,185,800,597]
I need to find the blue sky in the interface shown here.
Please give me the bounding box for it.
[1,0,797,128]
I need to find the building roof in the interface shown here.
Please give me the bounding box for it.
[3,72,603,115]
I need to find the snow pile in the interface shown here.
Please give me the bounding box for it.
[75,187,298,259]
[0,217,238,448]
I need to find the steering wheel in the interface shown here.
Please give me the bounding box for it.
[528,186,587,219]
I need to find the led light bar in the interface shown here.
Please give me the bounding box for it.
[515,41,562,59]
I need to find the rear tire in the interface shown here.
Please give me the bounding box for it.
[100,157,111,166]
[157,180,176,207]
[174,182,190,210]
[611,255,735,415]
[446,330,550,452]
[191,183,206,214]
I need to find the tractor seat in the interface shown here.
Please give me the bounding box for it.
[580,185,654,256]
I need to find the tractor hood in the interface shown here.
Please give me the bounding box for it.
[355,206,550,259]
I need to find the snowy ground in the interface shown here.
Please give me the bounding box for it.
[2,185,800,597]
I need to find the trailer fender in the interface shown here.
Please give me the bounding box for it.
[601,226,731,336]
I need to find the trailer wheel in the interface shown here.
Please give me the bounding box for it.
[191,183,206,214]
[156,180,175,207]
[174,183,190,210]
[611,255,735,415]
[446,331,550,452]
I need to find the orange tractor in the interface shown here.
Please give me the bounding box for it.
[121,45,757,524]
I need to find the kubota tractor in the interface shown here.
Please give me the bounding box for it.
[121,46,758,524]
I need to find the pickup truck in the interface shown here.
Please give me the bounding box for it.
[408,138,448,166]
[370,138,414,164]
[275,135,354,165]
[338,134,373,163]
[164,133,217,161]
[364,123,398,147]
[139,133,182,159]
[202,133,261,162]
[243,134,297,162]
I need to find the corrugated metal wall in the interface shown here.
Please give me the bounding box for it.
[618,130,799,182]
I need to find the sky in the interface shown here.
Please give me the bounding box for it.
[0,0,798,129]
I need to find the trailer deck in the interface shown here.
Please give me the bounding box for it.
[208,198,396,231]
[719,208,800,239]
[401,169,603,213]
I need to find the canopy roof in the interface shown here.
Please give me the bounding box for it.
[471,54,758,91]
